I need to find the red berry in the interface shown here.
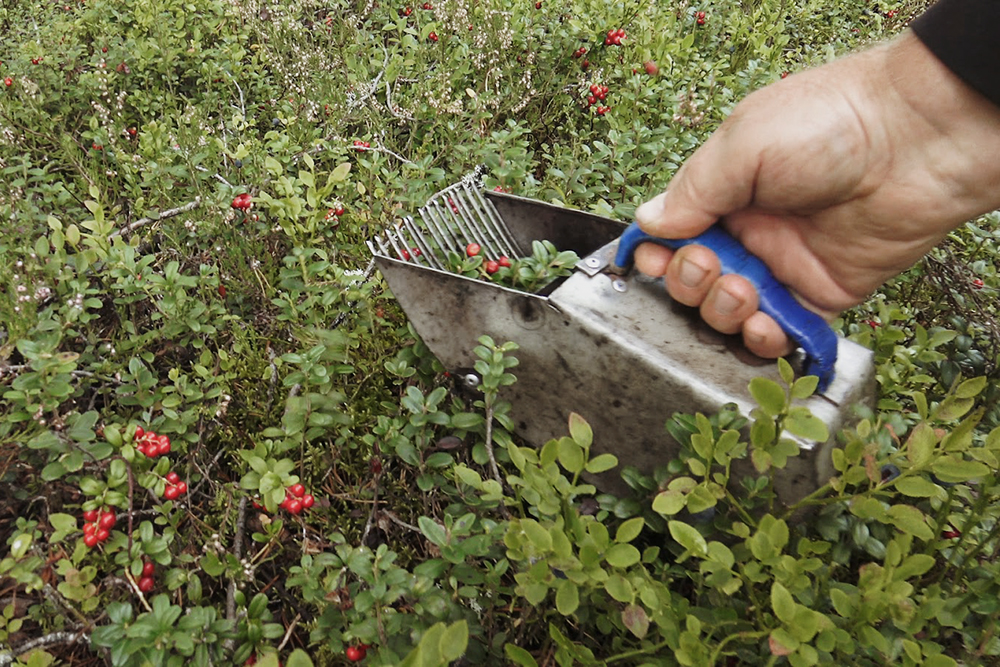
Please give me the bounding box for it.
[99,512,116,530]
[535,1,541,7]
[581,60,589,70]
[596,106,609,116]
[231,194,252,211]
[163,485,180,500]
[302,494,315,509]
[96,528,110,542]
[142,561,155,577]
[92,142,103,150]
[428,31,438,42]
[346,646,366,662]
[485,260,500,274]
[138,576,155,593]
[411,247,422,257]
[83,522,97,535]
[334,207,345,216]
[422,1,431,7]
[4,77,12,87]
[128,127,137,137]
[156,435,171,455]
[942,529,960,539]
[102,46,108,53]
[135,426,145,440]
[972,278,984,289]
[83,509,99,522]
[498,256,511,268]
[286,498,303,515]
[166,471,180,484]
[589,84,599,95]
[587,95,596,106]
[289,483,306,498]
[644,60,658,76]
[218,284,227,297]
[84,534,99,548]
[176,481,187,495]
[403,6,411,15]
[465,243,481,257]
[399,248,411,261]
[781,71,789,79]
[697,17,705,25]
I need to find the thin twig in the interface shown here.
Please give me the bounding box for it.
[110,197,202,238]
[380,509,420,533]
[225,495,249,651]
[0,630,87,666]
[276,614,301,652]
[360,470,382,545]
[483,399,511,519]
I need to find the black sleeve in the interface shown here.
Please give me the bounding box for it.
[909,0,1000,107]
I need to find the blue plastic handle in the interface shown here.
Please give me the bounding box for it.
[612,221,837,391]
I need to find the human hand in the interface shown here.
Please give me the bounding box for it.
[634,31,1000,359]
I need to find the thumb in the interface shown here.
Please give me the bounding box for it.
[635,124,760,239]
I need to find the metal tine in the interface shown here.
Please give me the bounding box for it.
[420,202,464,258]
[458,182,522,258]
[401,215,441,269]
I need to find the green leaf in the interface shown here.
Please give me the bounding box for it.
[604,543,641,568]
[418,517,448,547]
[668,521,707,558]
[520,519,553,551]
[931,456,989,483]
[555,579,579,616]
[604,574,633,603]
[885,505,933,541]
[652,490,686,516]
[783,407,829,442]
[905,422,938,468]
[286,650,314,667]
[894,476,944,498]
[439,620,468,660]
[790,375,819,399]
[894,554,935,580]
[771,582,797,624]
[615,517,644,544]
[504,644,539,667]
[330,162,352,182]
[585,453,618,474]
[48,512,76,534]
[557,437,584,474]
[749,377,786,417]
[621,604,650,639]
[568,412,592,449]
[954,376,987,399]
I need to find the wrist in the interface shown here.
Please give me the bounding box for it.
[880,31,1000,225]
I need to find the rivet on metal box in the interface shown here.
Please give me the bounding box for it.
[368,168,876,504]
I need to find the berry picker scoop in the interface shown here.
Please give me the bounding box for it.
[368,172,875,503]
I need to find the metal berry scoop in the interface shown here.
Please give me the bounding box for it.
[368,173,875,503]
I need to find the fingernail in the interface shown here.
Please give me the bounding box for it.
[679,259,707,288]
[713,287,742,315]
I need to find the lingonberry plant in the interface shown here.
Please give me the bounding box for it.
[2,0,1000,663]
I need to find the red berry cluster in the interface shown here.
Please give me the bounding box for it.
[3,77,12,88]
[493,185,507,193]
[326,206,346,219]
[571,46,587,59]
[885,9,896,18]
[126,126,138,138]
[134,426,171,458]
[534,1,542,8]
[162,471,187,500]
[595,106,609,116]
[421,1,431,8]
[279,483,316,515]
[428,32,438,42]
[403,6,412,15]
[696,11,707,25]
[346,644,372,662]
[231,193,253,211]
[353,139,370,150]
[92,142,103,151]
[137,560,157,593]
[398,247,421,261]
[465,243,511,274]
[587,83,609,106]
[604,28,626,45]
[82,509,117,548]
